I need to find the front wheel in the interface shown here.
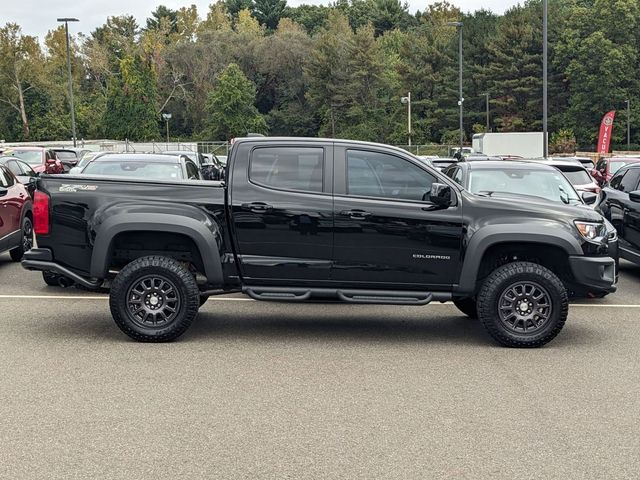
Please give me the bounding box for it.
[110,256,200,342]
[477,262,568,348]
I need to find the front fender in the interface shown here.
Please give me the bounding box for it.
[90,208,223,284]
[455,223,583,293]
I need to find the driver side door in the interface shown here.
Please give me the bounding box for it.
[331,146,463,288]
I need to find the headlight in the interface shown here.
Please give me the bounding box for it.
[574,221,605,241]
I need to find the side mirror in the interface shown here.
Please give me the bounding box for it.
[630,190,640,203]
[0,186,7,197]
[28,176,38,184]
[428,183,452,207]
[581,191,597,205]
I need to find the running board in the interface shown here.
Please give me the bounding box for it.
[243,286,451,305]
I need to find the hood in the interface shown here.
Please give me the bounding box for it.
[462,190,605,224]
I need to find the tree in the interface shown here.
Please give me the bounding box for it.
[0,23,43,139]
[203,63,266,140]
[102,54,160,140]
[252,0,288,31]
[146,5,179,32]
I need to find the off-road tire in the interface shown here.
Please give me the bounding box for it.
[42,271,63,287]
[477,261,568,348]
[110,256,200,342]
[453,297,477,318]
[10,216,33,262]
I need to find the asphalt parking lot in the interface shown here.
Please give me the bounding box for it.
[1,254,639,479]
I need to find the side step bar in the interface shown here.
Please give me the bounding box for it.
[243,286,451,305]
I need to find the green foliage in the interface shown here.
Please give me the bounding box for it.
[4,0,640,149]
[203,63,267,140]
[252,0,288,30]
[102,54,160,140]
[549,128,577,154]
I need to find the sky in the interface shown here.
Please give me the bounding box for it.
[5,0,522,41]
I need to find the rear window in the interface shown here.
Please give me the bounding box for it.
[5,150,42,166]
[250,147,324,193]
[558,168,592,185]
[55,151,79,160]
[83,161,183,180]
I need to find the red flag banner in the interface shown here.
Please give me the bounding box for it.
[597,110,616,155]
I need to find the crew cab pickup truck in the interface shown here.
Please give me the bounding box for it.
[22,138,618,347]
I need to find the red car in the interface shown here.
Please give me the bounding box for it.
[592,156,640,186]
[0,164,33,261]
[1,147,64,175]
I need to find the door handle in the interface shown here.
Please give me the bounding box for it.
[341,209,372,219]
[242,202,273,213]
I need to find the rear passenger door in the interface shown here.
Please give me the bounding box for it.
[229,142,334,284]
[619,169,640,251]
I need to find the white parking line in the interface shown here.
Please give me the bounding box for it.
[1,294,640,308]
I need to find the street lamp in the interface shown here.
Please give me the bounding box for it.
[447,21,464,155]
[400,93,412,147]
[626,99,631,151]
[57,17,79,147]
[483,92,490,132]
[542,0,548,158]
[162,113,172,145]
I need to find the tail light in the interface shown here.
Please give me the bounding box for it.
[33,190,50,235]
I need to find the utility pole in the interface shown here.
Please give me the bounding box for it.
[542,0,548,158]
[57,18,79,147]
[162,113,172,146]
[483,93,490,132]
[626,99,631,151]
[447,22,464,155]
[401,93,412,147]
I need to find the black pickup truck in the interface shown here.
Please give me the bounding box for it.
[23,137,617,347]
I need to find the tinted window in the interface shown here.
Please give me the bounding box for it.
[0,166,14,187]
[6,150,42,166]
[250,147,324,193]
[83,161,183,180]
[185,160,200,180]
[5,160,21,176]
[619,169,640,192]
[17,161,36,177]
[610,171,625,190]
[0,166,9,187]
[346,150,435,202]
[559,168,592,185]
[610,160,628,175]
[55,151,78,160]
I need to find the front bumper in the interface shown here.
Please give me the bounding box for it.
[569,255,617,294]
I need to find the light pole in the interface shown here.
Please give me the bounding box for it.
[542,0,548,158]
[447,21,464,154]
[626,99,631,151]
[162,113,172,145]
[57,17,79,147]
[483,92,490,132]
[400,93,412,147]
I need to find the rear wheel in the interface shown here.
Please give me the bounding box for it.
[9,216,33,262]
[110,256,200,342]
[477,261,568,348]
[453,297,477,318]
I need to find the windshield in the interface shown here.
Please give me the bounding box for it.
[82,161,183,180]
[469,168,582,204]
[77,152,101,168]
[5,150,42,166]
[560,168,592,185]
